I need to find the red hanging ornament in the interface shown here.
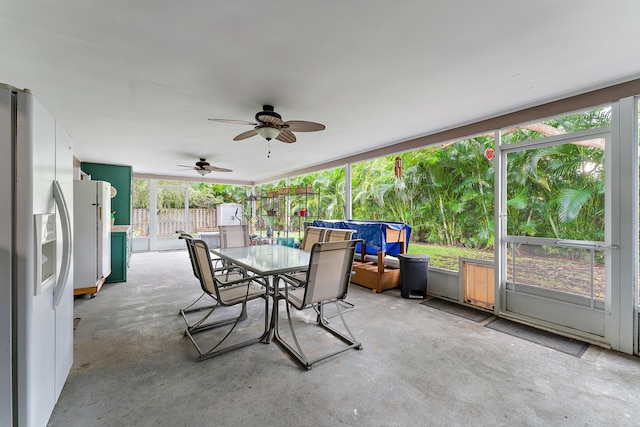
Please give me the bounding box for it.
[484,147,495,161]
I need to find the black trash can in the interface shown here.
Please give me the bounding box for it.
[398,254,430,299]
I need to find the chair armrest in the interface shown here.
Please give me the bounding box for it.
[218,274,267,288]
[211,264,248,276]
[277,273,307,288]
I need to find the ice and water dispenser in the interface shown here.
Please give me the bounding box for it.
[34,213,56,295]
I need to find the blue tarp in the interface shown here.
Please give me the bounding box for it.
[312,220,411,256]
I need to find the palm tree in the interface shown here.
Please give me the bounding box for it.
[311,168,347,219]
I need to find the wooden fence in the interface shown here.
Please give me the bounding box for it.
[132,208,217,236]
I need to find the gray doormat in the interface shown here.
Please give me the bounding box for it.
[485,318,590,358]
[421,298,493,323]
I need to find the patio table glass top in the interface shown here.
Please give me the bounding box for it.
[210,244,310,276]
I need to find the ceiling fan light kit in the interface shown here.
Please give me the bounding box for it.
[196,168,211,176]
[256,125,280,141]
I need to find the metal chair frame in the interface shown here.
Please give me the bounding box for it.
[182,238,269,361]
[274,240,363,370]
[218,225,253,279]
[178,233,222,314]
[286,226,329,283]
[179,233,252,336]
[219,224,250,248]
[300,226,327,251]
[323,228,356,242]
[321,229,357,315]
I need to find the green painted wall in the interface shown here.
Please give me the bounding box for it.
[80,162,132,225]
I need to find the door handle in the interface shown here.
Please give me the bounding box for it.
[53,180,72,308]
[556,240,617,251]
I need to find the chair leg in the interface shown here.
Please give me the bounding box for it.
[273,296,312,370]
[314,299,355,320]
[180,303,242,335]
[184,295,270,362]
[338,299,356,312]
[274,297,362,370]
[180,289,251,334]
[318,302,362,350]
[179,292,217,315]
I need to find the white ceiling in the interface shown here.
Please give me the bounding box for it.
[1,1,639,185]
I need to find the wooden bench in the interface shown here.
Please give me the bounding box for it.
[312,220,410,293]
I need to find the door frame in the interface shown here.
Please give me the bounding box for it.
[148,179,190,251]
[495,119,619,347]
[616,97,640,355]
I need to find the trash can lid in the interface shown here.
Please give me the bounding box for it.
[398,254,430,262]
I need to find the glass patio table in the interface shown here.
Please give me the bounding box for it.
[210,244,310,342]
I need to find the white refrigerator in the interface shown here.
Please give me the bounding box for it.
[73,180,111,294]
[0,85,75,426]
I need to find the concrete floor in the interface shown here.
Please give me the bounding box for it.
[49,250,640,426]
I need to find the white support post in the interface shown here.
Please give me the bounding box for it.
[149,179,157,251]
[345,163,352,220]
[494,130,506,315]
[183,186,189,234]
[610,97,638,354]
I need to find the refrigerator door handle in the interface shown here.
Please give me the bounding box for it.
[53,180,72,308]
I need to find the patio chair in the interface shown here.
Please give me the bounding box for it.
[323,228,356,242]
[294,227,355,291]
[178,233,215,315]
[178,233,245,325]
[219,224,250,248]
[300,226,327,251]
[322,229,357,314]
[284,226,329,283]
[182,239,269,361]
[218,224,251,278]
[273,239,363,370]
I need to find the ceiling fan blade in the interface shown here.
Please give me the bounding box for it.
[233,129,259,141]
[204,165,233,173]
[276,129,297,143]
[209,118,258,126]
[284,120,326,132]
[176,165,195,168]
[257,114,285,126]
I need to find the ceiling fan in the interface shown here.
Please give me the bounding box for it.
[177,158,232,176]
[208,104,326,144]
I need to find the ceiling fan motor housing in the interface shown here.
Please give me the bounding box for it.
[255,104,282,124]
[211,104,324,146]
[196,158,209,168]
